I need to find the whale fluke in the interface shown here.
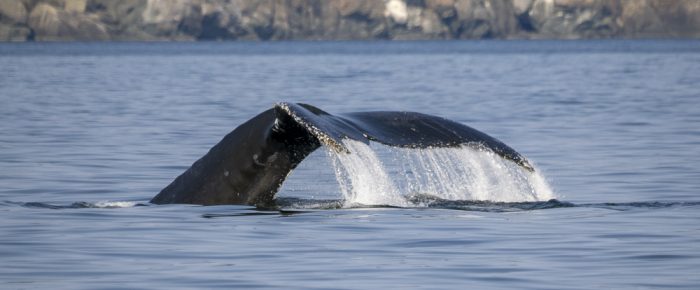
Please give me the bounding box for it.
[151,102,534,206]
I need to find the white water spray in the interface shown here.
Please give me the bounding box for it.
[330,140,407,207]
[328,140,554,207]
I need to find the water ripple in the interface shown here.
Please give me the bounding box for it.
[5,198,699,214]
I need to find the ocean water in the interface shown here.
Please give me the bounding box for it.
[1,40,699,289]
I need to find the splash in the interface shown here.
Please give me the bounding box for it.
[328,140,555,207]
[330,140,407,207]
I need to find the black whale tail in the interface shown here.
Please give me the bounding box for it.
[151,102,534,206]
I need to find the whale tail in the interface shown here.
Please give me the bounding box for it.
[151,102,534,206]
[278,102,533,171]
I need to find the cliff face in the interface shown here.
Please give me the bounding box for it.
[1,0,699,41]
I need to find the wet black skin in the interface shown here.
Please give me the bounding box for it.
[151,103,533,207]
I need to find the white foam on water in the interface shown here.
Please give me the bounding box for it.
[328,140,555,207]
[93,201,140,208]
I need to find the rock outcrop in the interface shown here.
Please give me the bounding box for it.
[27,2,109,40]
[1,0,699,41]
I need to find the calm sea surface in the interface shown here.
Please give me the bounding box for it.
[1,40,699,289]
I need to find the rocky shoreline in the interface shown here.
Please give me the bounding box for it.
[1,0,699,41]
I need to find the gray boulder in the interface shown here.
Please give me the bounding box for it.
[620,0,700,38]
[0,0,28,24]
[28,3,108,40]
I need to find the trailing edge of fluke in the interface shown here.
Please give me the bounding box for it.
[151,102,534,206]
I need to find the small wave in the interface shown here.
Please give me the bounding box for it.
[5,200,148,209]
[6,199,699,214]
[274,196,700,212]
[274,197,345,210]
[403,194,575,212]
[202,209,310,218]
[92,201,144,208]
[579,201,700,211]
[273,196,572,212]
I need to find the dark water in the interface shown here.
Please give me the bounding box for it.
[1,40,699,289]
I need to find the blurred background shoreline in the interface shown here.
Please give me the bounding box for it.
[2,0,699,42]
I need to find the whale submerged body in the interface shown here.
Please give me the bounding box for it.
[151,102,534,206]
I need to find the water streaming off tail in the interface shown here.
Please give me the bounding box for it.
[330,140,408,207]
[329,140,555,207]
